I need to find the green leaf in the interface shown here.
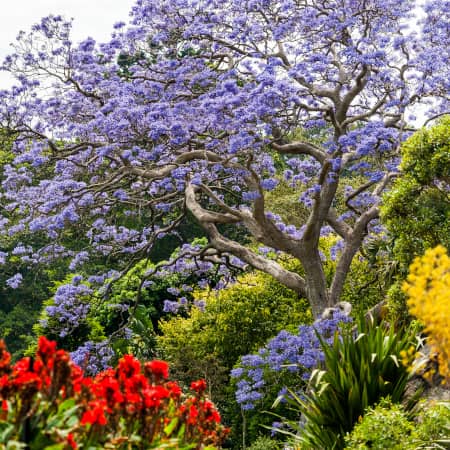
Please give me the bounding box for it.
[0,424,15,445]
[57,398,76,414]
[164,417,179,436]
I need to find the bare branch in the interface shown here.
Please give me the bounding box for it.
[271,141,326,163]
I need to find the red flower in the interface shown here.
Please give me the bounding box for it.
[0,375,9,390]
[37,336,57,356]
[12,359,42,391]
[117,355,141,380]
[32,359,51,388]
[166,381,182,398]
[123,373,148,393]
[124,391,141,406]
[13,371,42,390]
[67,433,77,449]
[71,365,84,394]
[143,385,170,409]
[0,341,11,374]
[81,400,108,426]
[93,374,123,411]
[190,379,207,393]
[36,336,57,369]
[202,400,221,423]
[187,404,199,425]
[144,360,169,380]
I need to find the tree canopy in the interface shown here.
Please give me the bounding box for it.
[0,0,449,318]
[383,116,450,269]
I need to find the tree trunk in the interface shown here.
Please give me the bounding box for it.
[302,248,331,318]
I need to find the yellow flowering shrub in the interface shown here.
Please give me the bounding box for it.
[402,245,450,384]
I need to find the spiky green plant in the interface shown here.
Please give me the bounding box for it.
[272,316,418,449]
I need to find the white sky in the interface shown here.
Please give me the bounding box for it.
[0,0,135,88]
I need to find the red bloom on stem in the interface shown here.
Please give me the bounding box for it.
[71,365,84,394]
[67,433,77,449]
[13,371,42,390]
[143,385,170,409]
[0,341,11,374]
[36,336,57,368]
[117,355,141,380]
[166,381,182,399]
[190,379,207,393]
[94,374,123,411]
[202,400,221,423]
[123,373,148,394]
[81,400,108,426]
[187,404,199,425]
[0,375,10,391]
[37,336,57,355]
[12,358,42,391]
[0,375,12,401]
[0,338,228,447]
[144,360,169,380]
[124,391,141,407]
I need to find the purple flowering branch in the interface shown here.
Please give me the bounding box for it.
[231,310,352,411]
[0,0,448,319]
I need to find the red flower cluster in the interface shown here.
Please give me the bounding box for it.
[0,338,229,449]
[0,337,81,419]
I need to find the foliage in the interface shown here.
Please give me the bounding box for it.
[34,253,214,372]
[0,337,228,449]
[229,311,350,446]
[274,316,416,450]
[344,399,415,450]
[382,117,450,267]
[158,268,311,400]
[402,245,450,385]
[245,436,281,450]
[344,399,450,450]
[340,257,387,315]
[231,311,350,411]
[382,117,450,320]
[0,0,448,324]
[158,268,311,448]
[415,401,450,445]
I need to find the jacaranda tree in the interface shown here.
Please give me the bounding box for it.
[0,0,448,319]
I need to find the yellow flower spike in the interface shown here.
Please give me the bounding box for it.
[402,245,450,386]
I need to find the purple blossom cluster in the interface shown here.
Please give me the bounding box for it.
[44,279,93,338]
[6,273,23,289]
[70,339,115,376]
[231,311,352,410]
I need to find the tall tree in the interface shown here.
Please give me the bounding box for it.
[0,0,448,317]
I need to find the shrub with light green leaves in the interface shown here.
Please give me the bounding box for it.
[158,269,312,399]
[345,399,450,449]
[158,268,311,449]
[344,399,415,449]
[246,436,281,450]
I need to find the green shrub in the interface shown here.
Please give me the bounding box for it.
[345,399,450,450]
[344,399,414,449]
[381,118,450,321]
[416,401,450,445]
[158,269,311,398]
[246,436,281,450]
[158,269,311,449]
